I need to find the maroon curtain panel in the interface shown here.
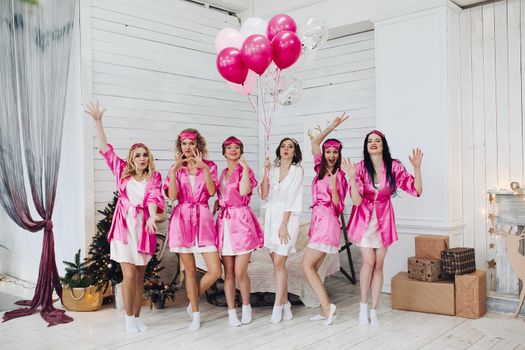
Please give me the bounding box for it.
[0,0,76,326]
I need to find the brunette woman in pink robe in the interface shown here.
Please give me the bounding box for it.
[164,129,222,331]
[215,137,263,327]
[342,130,423,326]
[85,101,165,334]
[302,113,349,326]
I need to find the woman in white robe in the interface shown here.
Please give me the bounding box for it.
[260,137,304,324]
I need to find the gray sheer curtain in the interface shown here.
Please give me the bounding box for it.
[0,0,76,326]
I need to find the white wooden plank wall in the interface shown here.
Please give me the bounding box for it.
[460,0,524,294]
[86,0,260,217]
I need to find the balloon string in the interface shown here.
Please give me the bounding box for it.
[272,69,281,112]
[259,79,271,158]
[247,94,257,112]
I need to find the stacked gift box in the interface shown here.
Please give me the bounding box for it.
[391,235,487,319]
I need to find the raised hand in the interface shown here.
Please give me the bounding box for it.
[192,149,206,169]
[173,152,186,172]
[84,100,105,121]
[342,158,356,178]
[409,148,423,169]
[239,156,249,169]
[328,112,349,131]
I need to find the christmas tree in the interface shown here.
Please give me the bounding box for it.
[86,192,164,293]
[86,192,122,292]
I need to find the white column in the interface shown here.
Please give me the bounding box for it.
[374,1,463,292]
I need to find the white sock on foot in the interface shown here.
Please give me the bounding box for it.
[228,308,241,327]
[135,317,149,332]
[189,312,200,331]
[125,315,139,334]
[359,303,369,325]
[369,309,380,326]
[241,304,252,324]
[323,304,337,326]
[309,314,326,321]
[270,305,283,324]
[186,303,192,318]
[282,302,293,321]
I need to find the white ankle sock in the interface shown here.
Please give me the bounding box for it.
[189,312,200,331]
[241,304,252,324]
[270,304,283,324]
[186,303,192,318]
[369,309,380,326]
[228,308,241,327]
[323,304,337,326]
[125,315,139,333]
[359,303,369,325]
[135,316,149,332]
[282,302,293,321]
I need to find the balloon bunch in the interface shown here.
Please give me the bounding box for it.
[215,14,328,156]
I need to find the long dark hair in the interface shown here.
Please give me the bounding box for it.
[274,137,302,166]
[363,131,396,194]
[318,138,342,180]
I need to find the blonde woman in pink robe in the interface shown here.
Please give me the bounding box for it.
[302,113,349,326]
[85,101,165,334]
[342,130,423,326]
[164,129,222,331]
[215,137,263,327]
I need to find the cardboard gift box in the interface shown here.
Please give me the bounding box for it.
[407,256,444,282]
[441,247,476,275]
[391,272,455,316]
[455,270,487,319]
[415,235,449,260]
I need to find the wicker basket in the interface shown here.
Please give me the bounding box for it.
[62,285,103,312]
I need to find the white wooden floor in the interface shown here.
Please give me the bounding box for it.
[1,274,525,350]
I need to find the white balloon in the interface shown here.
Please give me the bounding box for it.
[241,17,268,39]
[278,77,303,106]
[293,46,317,72]
[298,17,329,51]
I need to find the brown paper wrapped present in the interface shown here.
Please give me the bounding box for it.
[415,235,449,259]
[407,256,444,282]
[441,247,476,275]
[392,272,455,316]
[455,270,487,319]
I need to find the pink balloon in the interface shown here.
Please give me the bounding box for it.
[228,70,257,95]
[271,31,302,70]
[267,14,297,41]
[241,34,272,75]
[216,47,248,84]
[215,28,243,52]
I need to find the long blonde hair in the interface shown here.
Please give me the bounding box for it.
[121,143,156,180]
[175,128,208,157]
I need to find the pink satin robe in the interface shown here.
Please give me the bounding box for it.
[347,160,420,247]
[101,144,165,256]
[308,154,348,248]
[215,164,263,253]
[164,159,219,248]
